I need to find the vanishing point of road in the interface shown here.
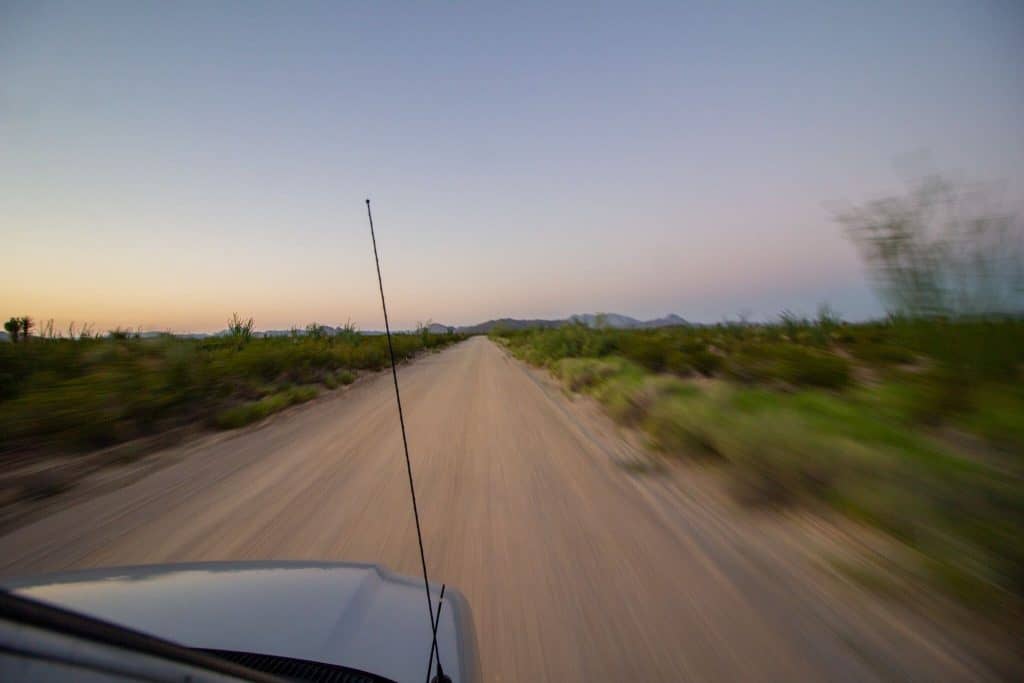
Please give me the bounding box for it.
[0,337,996,681]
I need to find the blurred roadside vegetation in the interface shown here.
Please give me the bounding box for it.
[493,175,1023,614]
[0,317,464,452]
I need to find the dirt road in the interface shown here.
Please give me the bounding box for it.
[0,337,998,680]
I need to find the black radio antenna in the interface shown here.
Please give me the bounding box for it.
[365,199,448,683]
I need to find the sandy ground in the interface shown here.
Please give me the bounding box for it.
[0,337,1005,681]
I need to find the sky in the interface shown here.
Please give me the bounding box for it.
[2,1,1022,332]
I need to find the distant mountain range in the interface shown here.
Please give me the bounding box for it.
[453,313,689,334]
[0,313,689,342]
[454,318,565,334]
[567,313,688,329]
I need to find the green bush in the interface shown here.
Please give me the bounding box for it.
[849,342,915,366]
[958,384,1024,452]
[593,375,647,425]
[777,347,851,389]
[721,344,784,385]
[685,346,722,376]
[213,386,319,429]
[644,391,717,457]
[556,358,621,392]
[617,334,670,372]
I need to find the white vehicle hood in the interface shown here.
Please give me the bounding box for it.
[4,561,478,683]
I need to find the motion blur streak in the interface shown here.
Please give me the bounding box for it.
[0,338,994,681]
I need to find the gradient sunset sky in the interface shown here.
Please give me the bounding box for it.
[3,1,1022,332]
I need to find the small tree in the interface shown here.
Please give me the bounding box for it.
[4,317,20,343]
[19,316,33,341]
[839,175,1023,318]
[415,319,433,345]
[840,174,1024,393]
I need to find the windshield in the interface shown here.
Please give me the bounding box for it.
[1,3,1021,681]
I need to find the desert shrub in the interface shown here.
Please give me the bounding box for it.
[335,320,361,344]
[715,412,852,505]
[777,347,851,389]
[849,342,915,366]
[227,313,254,344]
[556,358,621,392]
[662,349,691,376]
[721,344,784,384]
[617,334,670,372]
[213,386,319,429]
[679,340,721,376]
[644,390,717,457]
[592,372,647,425]
[957,384,1024,452]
